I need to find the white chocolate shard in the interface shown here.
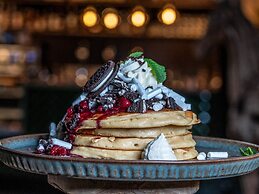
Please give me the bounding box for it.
[121,61,140,73]
[50,138,72,149]
[152,103,163,111]
[117,72,132,83]
[49,122,57,138]
[207,152,228,159]
[72,93,87,106]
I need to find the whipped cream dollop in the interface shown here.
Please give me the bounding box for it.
[119,57,158,89]
[142,133,177,160]
[117,54,191,111]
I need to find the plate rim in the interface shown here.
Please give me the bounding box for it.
[0,133,258,165]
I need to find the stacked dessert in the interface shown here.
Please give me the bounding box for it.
[57,52,200,160]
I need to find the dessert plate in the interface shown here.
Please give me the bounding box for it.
[0,134,258,181]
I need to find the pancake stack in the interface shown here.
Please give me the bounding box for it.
[71,110,199,160]
[57,52,200,160]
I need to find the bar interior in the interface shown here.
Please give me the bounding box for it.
[0,0,258,194]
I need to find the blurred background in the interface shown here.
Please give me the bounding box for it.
[0,0,258,194]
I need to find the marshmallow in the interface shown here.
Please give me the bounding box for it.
[197,152,206,160]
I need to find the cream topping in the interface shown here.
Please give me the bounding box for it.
[142,133,177,160]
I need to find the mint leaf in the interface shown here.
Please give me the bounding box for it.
[240,148,249,156]
[144,58,166,83]
[240,147,257,156]
[129,52,143,58]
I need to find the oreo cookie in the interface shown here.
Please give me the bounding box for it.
[83,60,119,97]
[166,97,182,110]
[128,99,147,113]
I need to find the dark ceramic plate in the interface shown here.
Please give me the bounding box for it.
[0,134,258,181]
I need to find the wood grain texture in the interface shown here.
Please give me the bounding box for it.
[48,175,200,194]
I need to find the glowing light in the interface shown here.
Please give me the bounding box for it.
[103,12,119,29]
[0,48,10,63]
[210,76,222,90]
[75,67,88,87]
[75,46,90,60]
[130,9,146,27]
[82,8,98,27]
[102,45,117,60]
[161,8,176,25]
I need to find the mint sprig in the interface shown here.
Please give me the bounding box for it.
[144,58,167,83]
[240,147,257,156]
[129,52,143,58]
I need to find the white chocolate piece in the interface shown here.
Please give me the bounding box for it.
[129,84,138,92]
[50,138,72,149]
[153,103,163,111]
[197,152,206,160]
[161,86,183,101]
[127,71,136,78]
[207,152,228,159]
[175,100,191,111]
[121,61,140,73]
[155,93,163,99]
[37,144,45,152]
[161,86,191,111]
[117,72,132,83]
[72,93,87,106]
[99,87,108,96]
[145,87,152,92]
[49,122,57,138]
[147,88,162,100]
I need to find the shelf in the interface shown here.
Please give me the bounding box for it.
[0,108,24,120]
[0,87,25,99]
[2,0,216,10]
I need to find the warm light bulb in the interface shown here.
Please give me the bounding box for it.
[131,10,146,27]
[83,10,98,27]
[103,12,119,29]
[161,8,176,25]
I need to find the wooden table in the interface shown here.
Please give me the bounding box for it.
[48,175,199,194]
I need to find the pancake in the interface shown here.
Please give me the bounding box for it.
[77,125,192,138]
[81,110,200,129]
[73,133,195,150]
[71,146,198,160]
